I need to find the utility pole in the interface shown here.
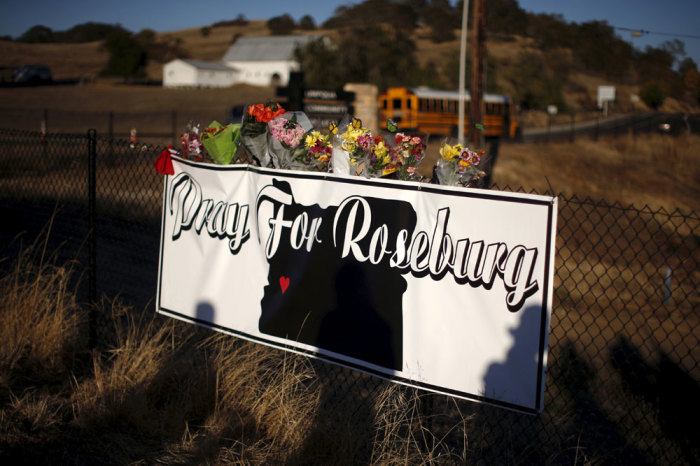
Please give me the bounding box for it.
[457,0,469,144]
[470,0,485,147]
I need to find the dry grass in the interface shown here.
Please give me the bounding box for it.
[419,131,700,213]
[0,233,467,464]
[0,40,107,81]
[0,215,87,389]
[493,133,700,213]
[0,83,275,114]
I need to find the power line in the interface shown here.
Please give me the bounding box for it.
[615,26,700,41]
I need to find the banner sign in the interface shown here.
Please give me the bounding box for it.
[156,157,557,413]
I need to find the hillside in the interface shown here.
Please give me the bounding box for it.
[2,19,697,117]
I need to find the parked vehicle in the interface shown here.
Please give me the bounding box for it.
[13,65,52,84]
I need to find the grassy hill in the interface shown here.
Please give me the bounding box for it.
[2,19,697,116]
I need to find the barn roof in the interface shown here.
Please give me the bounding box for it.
[175,59,237,72]
[410,87,509,104]
[222,35,326,62]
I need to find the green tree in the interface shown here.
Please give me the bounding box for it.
[17,25,54,43]
[293,37,344,88]
[639,82,665,110]
[324,0,417,32]
[503,52,566,110]
[423,1,457,43]
[100,29,147,80]
[485,0,528,36]
[636,45,684,99]
[299,15,316,30]
[660,39,685,65]
[575,21,633,80]
[57,22,124,43]
[267,14,295,35]
[679,58,699,91]
[295,22,421,91]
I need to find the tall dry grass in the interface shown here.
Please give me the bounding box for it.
[494,132,700,212]
[0,234,466,464]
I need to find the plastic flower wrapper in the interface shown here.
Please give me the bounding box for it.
[180,121,203,161]
[435,140,487,187]
[292,130,333,172]
[389,133,426,181]
[267,111,314,169]
[330,117,372,176]
[240,102,286,167]
[200,120,242,165]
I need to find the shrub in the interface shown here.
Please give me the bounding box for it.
[267,14,296,35]
[639,82,666,110]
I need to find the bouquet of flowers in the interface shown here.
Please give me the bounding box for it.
[294,130,333,171]
[330,117,364,175]
[180,122,203,161]
[364,134,395,177]
[332,117,389,176]
[435,140,486,187]
[200,120,242,165]
[267,111,314,169]
[389,133,426,181]
[240,102,286,167]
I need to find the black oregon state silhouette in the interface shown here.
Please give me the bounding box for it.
[258,179,417,371]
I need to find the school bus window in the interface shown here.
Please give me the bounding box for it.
[406,99,412,109]
[393,98,402,110]
[382,99,387,109]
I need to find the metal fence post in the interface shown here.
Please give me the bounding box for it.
[594,117,599,141]
[569,112,575,143]
[172,110,177,146]
[108,111,114,166]
[87,129,97,346]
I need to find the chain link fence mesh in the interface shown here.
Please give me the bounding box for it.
[1,128,698,464]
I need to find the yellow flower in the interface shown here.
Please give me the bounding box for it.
[374,141,388,160]
[305,131,321,147]
[440,143,462,161]
[459,159,470,167]
[318,154,329,163]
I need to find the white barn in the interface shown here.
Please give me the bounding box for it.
[163,59,239,88]
[222,34,328,86]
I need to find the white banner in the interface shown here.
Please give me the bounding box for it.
[157,157,557,413]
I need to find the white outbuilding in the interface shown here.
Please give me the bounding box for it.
[162,59,239,88]
[221,34,328,86]
[162,34,331,88]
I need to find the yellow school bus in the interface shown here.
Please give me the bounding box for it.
[378,87,519,139]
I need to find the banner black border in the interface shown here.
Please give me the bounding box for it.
[156,159,557,415]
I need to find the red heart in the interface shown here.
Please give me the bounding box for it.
[279,276,290,294]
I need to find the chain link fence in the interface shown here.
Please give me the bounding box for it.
[0,128,697,464]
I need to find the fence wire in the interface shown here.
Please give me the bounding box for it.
[0,128,698,464]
